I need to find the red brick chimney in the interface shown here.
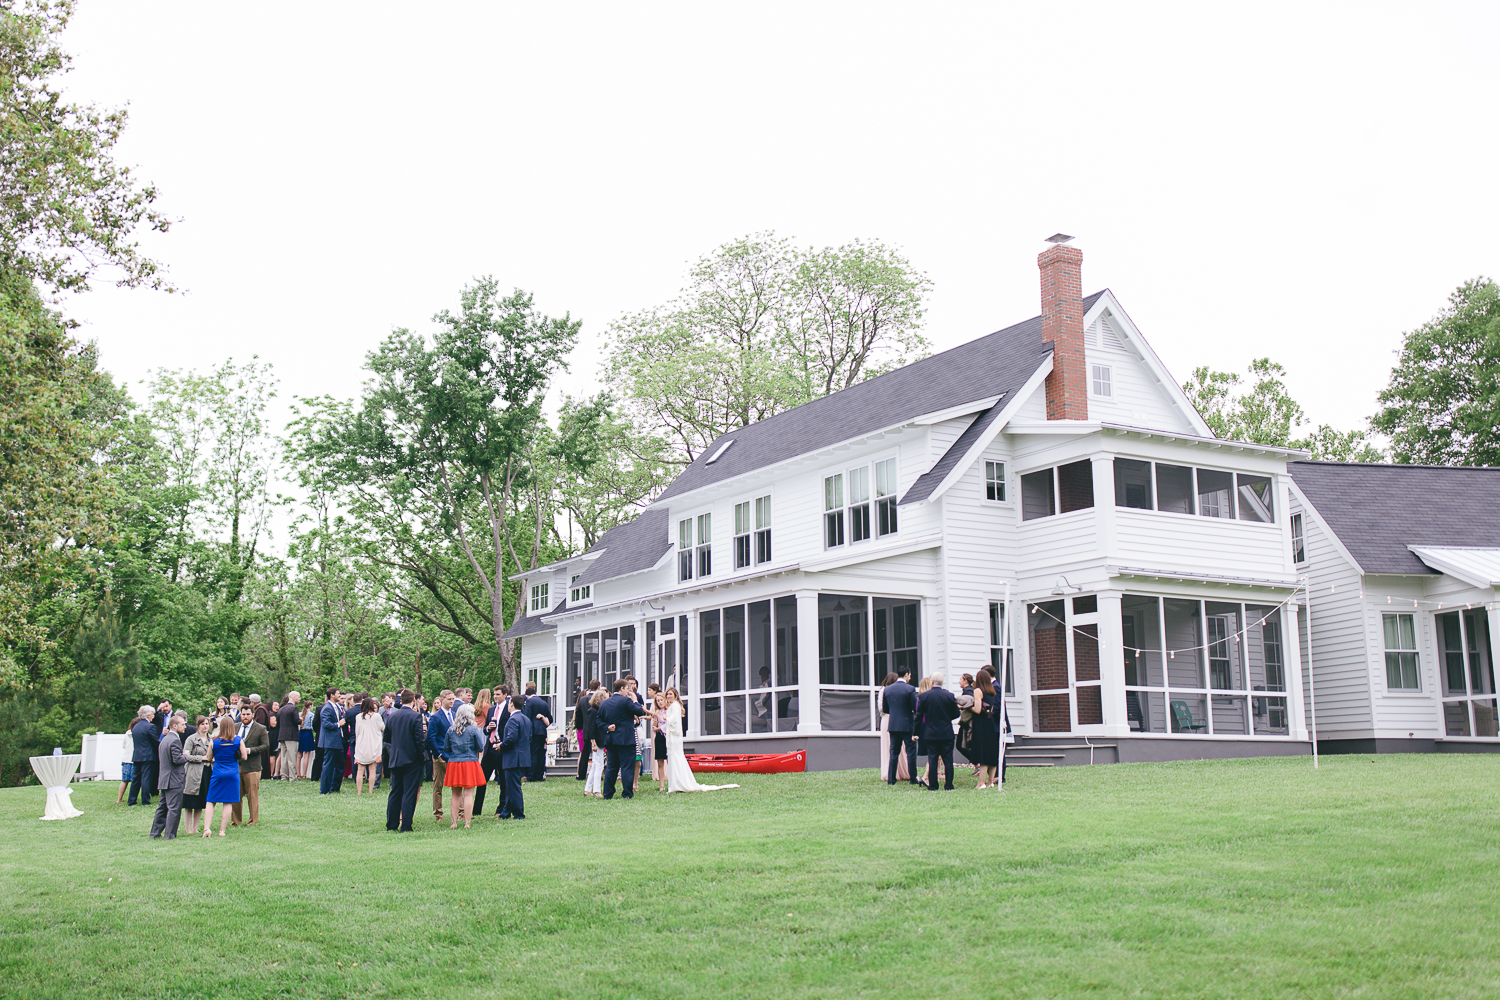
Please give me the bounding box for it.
[1039,239,1087,421]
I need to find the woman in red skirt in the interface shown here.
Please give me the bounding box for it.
[443,703,486,828]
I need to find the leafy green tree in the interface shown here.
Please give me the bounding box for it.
[1182,357,1384,461]
[301,279,579,682]
[1372,278,1500,467]
[554,394,674,550]
[605,233,932,461]
[0,1,173,294]
[67,593,138,730]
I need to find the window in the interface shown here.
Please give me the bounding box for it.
[824,474,845,548]
[825,459,897,547]
[1021,461,1094,521]
[699,595,801,735]
[696,513,712,577]
[1091,364,1112,397]
[849,466,871,542]
[678,519,694,582]
[1291,513,1306,564]
[1382,614,1420,691]
[1117,460,1277,524]
[875,459,898,536]
[989,601,1014,694]
[529,582,549,612]
[1435,610,1496,737]
[985,461,1006,502]
[1119,595,1290,737]
[755,495,772,562]
[734,501,751,570]
[569,575,590,603]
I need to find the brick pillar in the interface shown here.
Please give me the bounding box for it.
[1039,244,1087,421]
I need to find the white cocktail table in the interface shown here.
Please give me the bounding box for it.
[30,754,84,820]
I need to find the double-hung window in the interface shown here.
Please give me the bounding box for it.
[825,459,898,549]
[1382,613,1420,691]
[734,502,752,569]
[529,582,549,612]
[754,496,772,562]
[985,461,1006,502]
[875,459,898,536]
[848,466,871,542]
[1291,513,1306,563]
[824,474,845,548]
[696,513,712,578]
[678,519,694,582]
[569,575,590,603]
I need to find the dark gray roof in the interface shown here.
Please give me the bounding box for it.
[900,400,1006,505]
[572,507,671,588]
[1290,461,1500,574]
[502,598,568,639]
[656,291,1106,502]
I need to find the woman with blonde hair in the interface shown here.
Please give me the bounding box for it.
[662,688,738,793]
[442,703,486,828]
[583,688,607,797]
[353,697,385,793]
[650,689,669,791]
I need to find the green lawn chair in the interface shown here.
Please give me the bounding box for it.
[1171,699,1207,733]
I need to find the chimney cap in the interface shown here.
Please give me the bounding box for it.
[1044,233,1075,245]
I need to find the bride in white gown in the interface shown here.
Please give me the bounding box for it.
[663,689,739,793]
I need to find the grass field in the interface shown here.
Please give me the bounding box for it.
[1,754,1498,1000]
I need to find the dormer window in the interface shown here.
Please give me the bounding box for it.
[570,575,590,603]
[529,582,549,612]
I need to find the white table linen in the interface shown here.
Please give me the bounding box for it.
[29,755,84,820]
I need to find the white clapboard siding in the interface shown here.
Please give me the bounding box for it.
[1295,498,1374,737]
[1085,316,1197,433]
[1016,508,1101,574]
[1363,583,1444,738]
[1113,509,1288,579]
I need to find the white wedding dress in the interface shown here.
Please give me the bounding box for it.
[664,703,739,793]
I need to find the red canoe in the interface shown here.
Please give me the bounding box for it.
[685,751,806,774]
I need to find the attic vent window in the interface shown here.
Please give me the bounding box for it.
[705,440,735,465]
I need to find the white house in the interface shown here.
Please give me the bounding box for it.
[1287,462,1499,752]
[507,239,1316,769]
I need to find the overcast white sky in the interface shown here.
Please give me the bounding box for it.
[61,2,1500,452]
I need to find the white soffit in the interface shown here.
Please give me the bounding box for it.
[1408,546,1500,589]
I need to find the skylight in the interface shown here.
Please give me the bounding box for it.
[704,439,735,465]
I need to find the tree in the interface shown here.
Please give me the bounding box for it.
[554,393,674,551]
[0,1,173,295]
[301,279,579,683]
[1182,357,1385,462]
[1372,278,1500,467]
[605,233,932,462]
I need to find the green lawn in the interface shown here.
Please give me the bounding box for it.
[0,754,1497,999]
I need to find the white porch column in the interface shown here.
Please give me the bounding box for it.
[554,630,567,728]
[634,612,649,686]
[1091,456,1117,563]
[1096,592,1129,737]
[796,590,822,732]
[1284,600,1310,741]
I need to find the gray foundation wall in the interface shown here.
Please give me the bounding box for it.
[1317,737,1500,755]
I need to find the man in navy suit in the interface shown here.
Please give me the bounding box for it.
[882,668,920,786]
[317,688,346,794]
[127,705,159,806]
[915,673,961,791]
[426,690,455,822]
[383,690,425,832]
[522,683,551,782]
[498,694,531,819]
[597,679,648,800]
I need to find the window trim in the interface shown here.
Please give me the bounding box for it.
[822,452,899,550]
[732,493,773,570]
[984,460,1008,504]
[677,508,713,583]
[529,582,549,613]
[569,574,591,604]
[1090,363,1113,398]
[1381,612,1421,692]
[1290,512,1306,564]
[1111,457,1279,526]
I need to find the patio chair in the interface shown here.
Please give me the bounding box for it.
[1170,699,1206,733]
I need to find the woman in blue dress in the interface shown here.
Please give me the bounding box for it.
[204,715,247,838]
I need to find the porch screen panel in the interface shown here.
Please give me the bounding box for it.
[1114,458,1153,509]
[1206,602,1244,690]
[818,594,868,686]
[749,599,773,694]
[1029,600,1069,732]
[820,690,872,731]
[1155,464,1195,515]
[774,595,799,731]
[873,597,920,679]
[1236,474,1275,522]
[1247,605,1289,735]
[1196,468,1235,519]
[701,609,721,695]
[724,604,745,692]
[1057,460,1095,513]
[1121,595,1167,733]
[1074,624,1102,725]
[602,628,619,688]
[1021,470,1055,521]
[583,632,600,689]
[1163,599,1206,734]
[567,635,583,693]
[619,625,636,681]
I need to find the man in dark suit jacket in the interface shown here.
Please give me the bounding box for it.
[128,707,159,806]
[317,688,346,794]
[597,679,648,800]
[882,668,920,786]
[149,716,188,839]
[915,674,961,791]
[234,706,270,825]
[426,691,455,822]
[498,694,532,819]
[383,690,425,832]
[522,684,551,782]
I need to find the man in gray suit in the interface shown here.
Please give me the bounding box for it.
[149,715,188,839]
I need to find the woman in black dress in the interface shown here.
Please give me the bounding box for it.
[971,669,1002,789]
